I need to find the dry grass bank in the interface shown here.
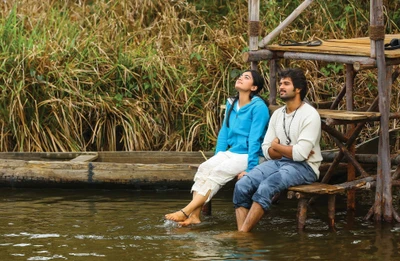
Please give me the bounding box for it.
[0,0,398,152]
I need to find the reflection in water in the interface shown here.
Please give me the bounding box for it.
[0,188,399,260]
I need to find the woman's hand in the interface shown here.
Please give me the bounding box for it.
[237,171,247,180]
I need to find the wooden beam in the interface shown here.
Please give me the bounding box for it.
[258,0,315,48]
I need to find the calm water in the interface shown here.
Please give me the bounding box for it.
[0,187,399,261]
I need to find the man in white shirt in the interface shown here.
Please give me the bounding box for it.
[233,68,323,232]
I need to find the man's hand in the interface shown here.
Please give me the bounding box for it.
[271,137,280,148]
[237,171,247,180]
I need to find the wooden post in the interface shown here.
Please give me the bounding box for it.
[297,198,308,230]
[381,65,393,221]
[345,64,356,211]
[371,0,393,222]
[327,194,336,229]
[269,59,278,105]
[248,0,260,70]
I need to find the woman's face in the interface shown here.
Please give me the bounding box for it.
[235,72,257,93]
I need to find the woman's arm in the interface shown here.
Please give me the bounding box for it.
[215,100,230,153]
[246,103,270,171]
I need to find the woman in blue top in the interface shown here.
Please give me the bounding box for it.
[165,70,270,226]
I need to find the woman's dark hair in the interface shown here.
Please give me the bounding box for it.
[225,70,269,128]
[278,68,308,100]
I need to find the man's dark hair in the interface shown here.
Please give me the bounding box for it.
[278,68,308,100]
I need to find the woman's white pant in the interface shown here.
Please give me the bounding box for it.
[191,151,249,203]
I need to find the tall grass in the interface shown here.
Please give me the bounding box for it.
[0,0,398,152]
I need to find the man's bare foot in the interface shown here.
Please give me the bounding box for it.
[165,209,189,222]
[178,215,201,227]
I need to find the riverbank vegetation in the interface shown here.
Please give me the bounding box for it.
[0,0,399,152]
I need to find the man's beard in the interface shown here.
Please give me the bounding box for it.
[280,94,295,102]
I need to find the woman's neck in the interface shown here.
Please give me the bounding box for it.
[238,94,251,107]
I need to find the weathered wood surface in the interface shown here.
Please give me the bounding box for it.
[265,34,400,58]
[317,109,380,121]
[0,150,383,189]
[288,183,345,195]
[0,159,198,187]
[0,151,212,164]
[0,150,380,186]
[70,153,98,162]
[0,151,214,189]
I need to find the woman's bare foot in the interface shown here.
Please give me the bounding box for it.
[178,215,201,227]
[165,209,189,222]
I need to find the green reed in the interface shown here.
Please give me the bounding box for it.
[0,0,398,152]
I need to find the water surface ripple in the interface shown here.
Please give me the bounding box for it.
[0,188,399,260]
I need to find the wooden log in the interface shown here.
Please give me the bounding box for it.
[330,135,370,178]
[319,110,381,121]
[268,59,278,105]
[321,151,400,165]
[336,176,376,190]
[331,84,347,110]
[289,183,345,195]
[243,49,273,62]
[248,0,260,70]
[0,160,198,186]
[280,52,377,67]
[258,0,315,48]
[354,58,400,69]
[297,198,308,230]
[321,123,348,143]
[0,151,214,164]
[327,195,336,228]
[370,0,392,223]
[346,64,356,211]
[244,51,378,66]
[95,151,212,164]
[287,191,296,199]
[366,180,400,189]
[320,150,344,185]
[324,117,381,125]
[248,0,260,51]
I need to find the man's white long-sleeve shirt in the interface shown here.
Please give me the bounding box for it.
[262,102,323,178]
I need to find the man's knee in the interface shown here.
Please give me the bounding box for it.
[234,177,246,194]
[233,176,252,201]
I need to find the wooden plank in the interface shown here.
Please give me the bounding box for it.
[325,34,400,44]
[317,109,380,120]
[70,153,98,162]
[266,34,400,58]
[268,105,380,120]
[288,183,345,194]
[0,151,213,164]
[96,151,211,164]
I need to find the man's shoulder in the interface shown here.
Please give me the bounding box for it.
[304,103,319,112]
[301,103,321,119]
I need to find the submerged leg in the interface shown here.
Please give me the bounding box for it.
[235,207,249,231]
[239,202,265,232]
